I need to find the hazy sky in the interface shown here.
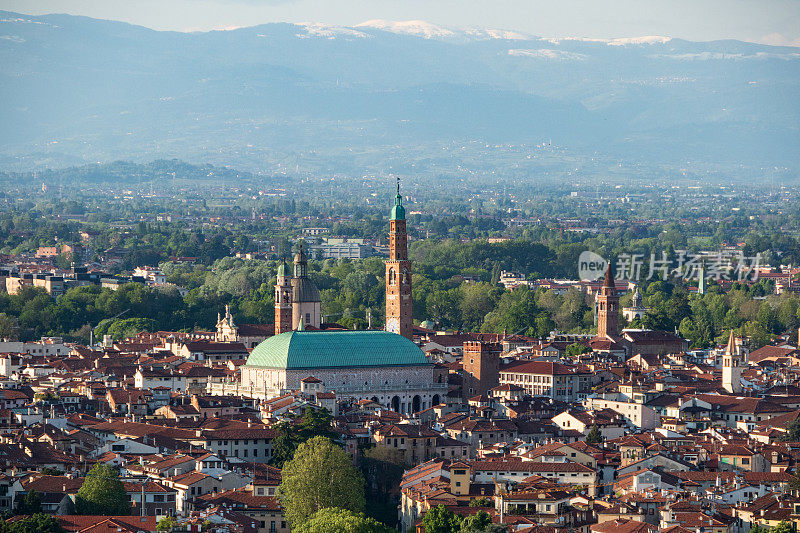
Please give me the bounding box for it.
[2,0,799,46]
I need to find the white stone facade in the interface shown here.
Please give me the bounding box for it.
[236,364,447,414]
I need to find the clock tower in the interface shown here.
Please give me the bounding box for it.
[385,178,413,339]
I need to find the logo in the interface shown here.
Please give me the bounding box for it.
[578,251,607,281]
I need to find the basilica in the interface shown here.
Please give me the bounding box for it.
[236,183,446,414]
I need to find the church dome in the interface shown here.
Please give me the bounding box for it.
[245,330,429,369]
[292,276,321,303]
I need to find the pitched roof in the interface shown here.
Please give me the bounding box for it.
[56,515,159,533]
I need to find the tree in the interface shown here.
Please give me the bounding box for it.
[0,312,20,341]
[781,419,800,442]
[156,516,179,531]
[586,425,603,445]
[75,464,131,516]
[772,521,797,533]
[360,446,406,525]
[292,507,394,533]
[422,504,462,533]
[6,514,64,533]
[565,343,591,358]
[277,437,365,528]
[460,510,506,532]
[460,511,491,532]
[15,490,42,515]
[270,407,337,468]
[103,317,157,341]
[789,471,800,492]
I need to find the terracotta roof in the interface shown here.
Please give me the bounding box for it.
[56,515,159,533]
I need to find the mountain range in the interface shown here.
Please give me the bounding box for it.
[1,11,798,178]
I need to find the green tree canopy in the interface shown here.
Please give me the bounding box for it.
[4,513,64,533]
[565,343,591,358]
[292,507,394,533]
[277,436,365,528]
[423,505,462,533]
[772,521,797,533]
[14,490,42,516]
[102,317,157,340]
[0,313,20,341]
[75,464,131,516]
[586,425,603,445]
[270,407,337,468]
[782,419,800,442]
[360,445,407,526]
[460,510,506,533]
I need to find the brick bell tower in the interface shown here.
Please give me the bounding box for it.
[274,259,293,335]
[596,263,619,338]
[385,178,413,339]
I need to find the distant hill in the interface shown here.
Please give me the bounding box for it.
[0,11,798,177]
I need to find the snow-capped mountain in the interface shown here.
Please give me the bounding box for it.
[0,11,798,172]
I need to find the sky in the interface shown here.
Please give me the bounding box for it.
[1,0,799,46]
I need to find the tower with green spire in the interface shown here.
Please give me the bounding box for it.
[390,176,406,221]
[385,177,413,339]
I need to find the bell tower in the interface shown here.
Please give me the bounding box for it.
[722,330,745,393]
[385,178,413,339]
[274,259,293,335]
[597,264,619,338]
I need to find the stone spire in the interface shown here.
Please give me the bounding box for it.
[603,263,615,290]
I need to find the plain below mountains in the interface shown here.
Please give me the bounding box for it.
[0,12,798,176]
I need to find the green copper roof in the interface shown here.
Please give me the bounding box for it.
[245,330,428,369]
[390,178,405,221]
[390,193,405,221]
[276,260,286,277]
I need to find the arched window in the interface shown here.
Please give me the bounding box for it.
[389,268,397,285]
